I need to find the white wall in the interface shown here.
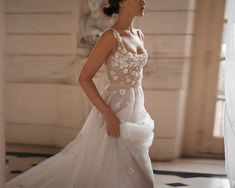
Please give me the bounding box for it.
[0,0,6,186]
[4,0,90,147]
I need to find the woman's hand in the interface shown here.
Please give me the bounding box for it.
[105,112,121,138]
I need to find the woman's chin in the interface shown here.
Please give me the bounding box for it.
[136,12,144,17]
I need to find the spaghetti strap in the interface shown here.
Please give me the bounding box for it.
[109,27,121,40]
[109,27,119,34]
[109,27,124,51]
[109,27,117,32]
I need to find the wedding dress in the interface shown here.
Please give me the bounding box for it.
[5,27,155,188]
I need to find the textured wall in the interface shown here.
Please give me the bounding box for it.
[4,0,87,147]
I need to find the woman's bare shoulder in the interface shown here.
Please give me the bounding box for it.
[94,28,117,54]
[98,28,116,42]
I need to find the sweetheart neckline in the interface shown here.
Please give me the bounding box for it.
[109,28,147,57]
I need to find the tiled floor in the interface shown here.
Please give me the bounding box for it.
[5,144,229,188]
[152,159,229,187]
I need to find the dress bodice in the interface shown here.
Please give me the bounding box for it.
[105,28,148,87]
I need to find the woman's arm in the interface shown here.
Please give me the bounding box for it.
[79,29,121,138]
[78,29,115,118]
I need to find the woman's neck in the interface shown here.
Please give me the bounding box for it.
[112,10,135,33]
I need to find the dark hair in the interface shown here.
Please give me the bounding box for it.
[103,0,121,17]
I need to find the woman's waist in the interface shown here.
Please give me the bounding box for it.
[106,81,142,88]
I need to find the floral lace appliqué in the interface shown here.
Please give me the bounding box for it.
[119,88,126,95]
[105,29,148,87]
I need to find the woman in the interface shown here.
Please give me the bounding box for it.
[6,0,155,187]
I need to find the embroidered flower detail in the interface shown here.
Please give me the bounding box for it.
[129,61,134,67]
[123,68,128,74]
[131,80,136,85]
[127,52,133,58]
[119,57,124,62]
[126,78,131,83]
[127,168,134,174]
[134,72,139,77]
[122,48,127,54]
[119,88,126,95]
[110,70,115,75]
[131,56,137,61]
[118,62,124,69]
[123,62,128,67]
[114,52,120,58]
[113,75,119,80]
[115,102,121,109]
[131,71,136,76]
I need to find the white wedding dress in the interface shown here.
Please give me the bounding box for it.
[5,27,155,188]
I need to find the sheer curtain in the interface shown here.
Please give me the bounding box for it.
[224,0,235,187]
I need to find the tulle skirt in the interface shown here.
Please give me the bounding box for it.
[6,85,155,188]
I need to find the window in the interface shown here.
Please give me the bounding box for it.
[213,16,227,137]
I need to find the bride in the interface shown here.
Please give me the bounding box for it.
[6,0,156,187]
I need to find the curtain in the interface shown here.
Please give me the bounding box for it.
[224,0,235,187]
